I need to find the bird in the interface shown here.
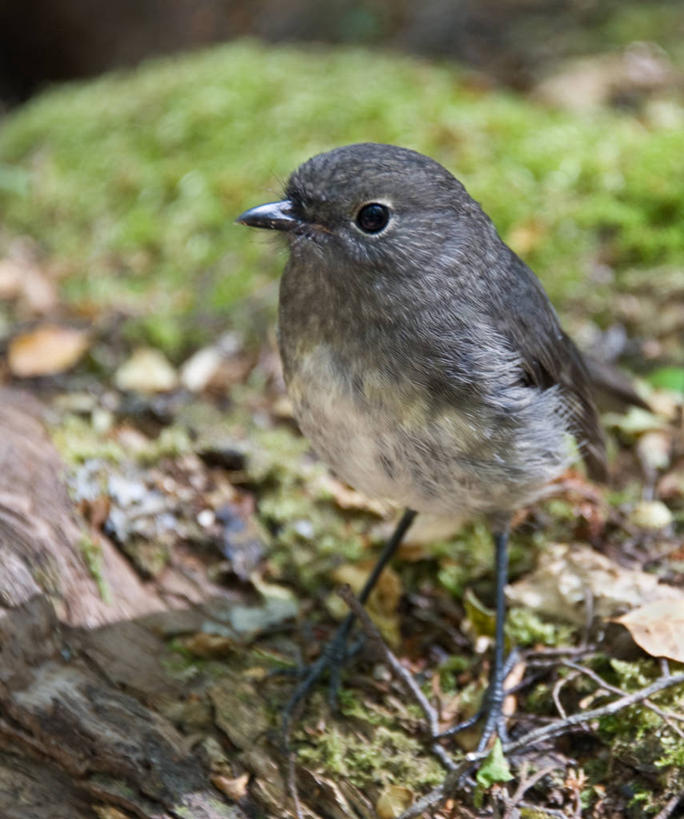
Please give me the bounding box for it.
[237,142,606,750]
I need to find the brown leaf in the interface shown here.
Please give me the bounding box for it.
[114,347,178,393]
[615,599,684,663]
[211,772,250,800]
[8,325,90,377]
[376,785,414,819]
[331,561,402,646]
[507,543,684,626]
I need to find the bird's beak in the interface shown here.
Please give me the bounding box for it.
[236,200,300,232]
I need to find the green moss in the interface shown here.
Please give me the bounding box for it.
[0,41,682,354]
[78,534,111,602]
[506,607,575,647]
[436,522,495,598]
[296,721,443,788]
[51,414,127,465]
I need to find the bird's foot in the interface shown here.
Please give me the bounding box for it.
[475,681,509,752]
[281,616,360,742]
[438,649,518,749]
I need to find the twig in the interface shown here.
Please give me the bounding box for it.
[397,782,446,819]
[503,670,684,754]
[525,645,596,658]
[287,749,304,819]
[336,584,457,771]
[551,669,579,719]
[562,661,684,739]
[336,585,684,819]
[653,790,684,819]
[502,763,561,818]
[399,670,684,818]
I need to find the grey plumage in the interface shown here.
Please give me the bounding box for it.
[273,143,605,524]
[237,141,608,749]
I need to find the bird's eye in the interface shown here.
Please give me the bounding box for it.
[355,203,391,234]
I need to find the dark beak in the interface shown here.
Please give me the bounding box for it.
[236,200,300,232]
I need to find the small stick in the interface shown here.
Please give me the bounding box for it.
[336,584,457,771]
[397,670,684,817]
[562,660,684,738]
[503,670,684,755]
[653,790,684,819]
[503,763,562,818]
[287,750,304,819]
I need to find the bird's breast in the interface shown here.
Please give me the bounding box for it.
[281,341,571,518]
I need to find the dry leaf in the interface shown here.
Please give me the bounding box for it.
[376,785,414,819]
[181,632,236,658]
[636,430,671,473]
[615,599,684,663]
[628,500,673,531]
[507,543,684,626]
[8,325,90,377]
[211,772,250,800]
[114,347,178,393]
[180,345,223,392]
[330,561,402,646]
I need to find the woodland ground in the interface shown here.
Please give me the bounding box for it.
[0,33,683,819]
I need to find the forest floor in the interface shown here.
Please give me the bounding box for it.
[0,33,683,819]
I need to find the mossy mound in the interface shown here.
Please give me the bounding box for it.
[0,40,682,353]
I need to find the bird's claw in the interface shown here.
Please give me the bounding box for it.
[476,686,509,752]
[281,618,362,741]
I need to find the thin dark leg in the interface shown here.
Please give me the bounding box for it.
[282,508,417,739]
[437,526,512,747]
[477,527,510,751]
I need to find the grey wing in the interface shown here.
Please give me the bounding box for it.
[492,249,607,482]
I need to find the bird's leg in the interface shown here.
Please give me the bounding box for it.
[476,527,510,751]
[281,508,417,740]
[438,527,513,749]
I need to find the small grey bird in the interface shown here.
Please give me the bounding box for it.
[237,143,605,749]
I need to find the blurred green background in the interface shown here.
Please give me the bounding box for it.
[0,0,682,360]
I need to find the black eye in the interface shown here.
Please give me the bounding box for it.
[355,203,390,234]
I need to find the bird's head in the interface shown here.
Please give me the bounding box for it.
[237,143,482,277]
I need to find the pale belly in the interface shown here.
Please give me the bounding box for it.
[284,344,569,518]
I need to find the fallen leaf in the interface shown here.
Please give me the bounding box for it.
[181,632,236,658]
[314,472,389,516]
[636,430,671,473]
[628,500,673,531]
[532,44,675,112]
[658,466,684,501]
[228,577,298,638]
[376,785,414,819]
[180,345,223,392]
[330,562,402,646]
[507,543,684,626]
[114,347,178,393]
[615,599,684,663]
[211,772,250,800]
[8,324,90,377]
